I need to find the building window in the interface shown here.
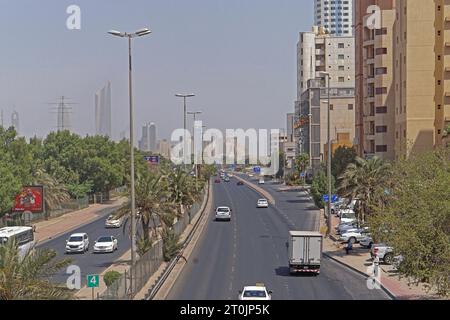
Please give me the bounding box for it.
[376,145,388,152]
[376,106,388,114]
[376,126,388,133]
[348,104,354,110]
[376,67,387,75]
[375,87,388,94]
[338,77,345,82]
[375,48,387,55]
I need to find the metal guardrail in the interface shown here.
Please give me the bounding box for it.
[145,180,211,300]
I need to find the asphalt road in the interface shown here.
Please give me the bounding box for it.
[38,205,133,286]
[167,176,389,300]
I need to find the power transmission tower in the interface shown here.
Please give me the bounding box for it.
[48,96,77,132]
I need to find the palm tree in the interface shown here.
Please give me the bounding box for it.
[0,240,73,300]
[115,171,176,245]
[32,169,71,211]
[338,156,391,225]
[165,167,199,218]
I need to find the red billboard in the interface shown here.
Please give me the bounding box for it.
[12,186,44,213]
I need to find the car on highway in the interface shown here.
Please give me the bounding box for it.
[257,199,269,208]
[338,228,370,244]
[93,236,118,253]
[223,177,230,182]
[237,181,244,186]
[215,206,232,221]
[238,283,272,300]
[214,179,221,183]
[65,233,89,254]
[258,178,265,184]
[105,215,124,228]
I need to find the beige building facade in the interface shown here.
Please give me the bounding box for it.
[355,0,450,160]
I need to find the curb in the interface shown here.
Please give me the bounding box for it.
[322,251,397,300]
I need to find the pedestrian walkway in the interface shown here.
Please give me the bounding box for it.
[320,211,442,300]
[34,197,127,244]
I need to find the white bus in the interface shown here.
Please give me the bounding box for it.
[0,226,36,258]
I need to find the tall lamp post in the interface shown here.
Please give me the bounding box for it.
[175,94,195,171]
[188,111,202,178]
[320,72,332,237]
[108,27,151,297]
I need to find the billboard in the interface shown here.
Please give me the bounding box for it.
[144,155,160,165]
[13,186,44,213]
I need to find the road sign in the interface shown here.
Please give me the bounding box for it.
[323,195,338,203]
[253,166,261,173]
[300,172,306,178]
[87,274,100,288]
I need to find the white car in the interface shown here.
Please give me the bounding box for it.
[105,215,124,228]
[339,209,357,224]
[258,179,265,184]
[215,207,232,221]
[360,235,374,248]
[257,199,269,208]
[238,284,272,300]
[93,236,118,253]
[65,233,89,254]
[338,228,370,244]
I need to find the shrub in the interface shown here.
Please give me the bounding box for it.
[162,228,181,262]
[103,271,122,288]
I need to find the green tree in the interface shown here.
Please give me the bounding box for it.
[338,156,391,225]
[311,170,336,209]
[331,146,357,181]
[0,240,73,300]
[369,148,450,296]
[295,153,310,175]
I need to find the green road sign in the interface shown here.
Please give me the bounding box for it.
[87,274,100,288]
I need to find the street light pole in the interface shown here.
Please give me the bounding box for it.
[188,111,202,180]
[322,73,332,237]
[176,94,195,171]
[108,27,151,298]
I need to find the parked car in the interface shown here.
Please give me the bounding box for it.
[338,228,370,244]
[65,233,89,254]
[331,198,347,216]
[339,209,357,224]
[336,221,359,235]
[258,179,265,184]
[359,234,374,248]
[371,244,398,265]
[105,215,124,228]
[214,179,221,183]
[237,181,244,186]
[93,236,118,253]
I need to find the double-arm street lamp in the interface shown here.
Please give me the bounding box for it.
[108,27,151,296]
[175,94,196,170]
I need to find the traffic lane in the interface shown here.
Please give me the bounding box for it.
[235,180,388,300]
[39,208,132,286]
[167,181,236,300]
[238,175,318,231]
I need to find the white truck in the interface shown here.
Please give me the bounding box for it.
[288,231,323,275]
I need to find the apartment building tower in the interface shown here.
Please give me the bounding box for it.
[314,0,354,36]
[355,0,450,160]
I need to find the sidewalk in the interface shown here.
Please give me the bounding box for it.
[319,211,442,300]
[34,197,127,245]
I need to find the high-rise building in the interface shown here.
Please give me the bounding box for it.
[314,0,354,36]
[296,26,355,99]
[355,0,450,160]
[286,113,295,143]
[95,81,112,138]
[295,26,356,170]
[11,111,19,133]
[158,139,171,159]
[139,122,157,152]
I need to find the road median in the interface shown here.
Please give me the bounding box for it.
[233,174,275,205]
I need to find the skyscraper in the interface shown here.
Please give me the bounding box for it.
[95,81,112,138]
[314,0,354,36]
[139,122,157,152]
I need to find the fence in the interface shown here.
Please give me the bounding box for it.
[99,240,164,300]
[0,196,89,228]
[97,184,208,300]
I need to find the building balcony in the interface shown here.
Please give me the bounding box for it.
[315,49,325,55]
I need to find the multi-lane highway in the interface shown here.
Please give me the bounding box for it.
[167,175,389,300]
[38,205,132,286]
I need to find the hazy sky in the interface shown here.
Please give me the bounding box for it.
[0,0,313,141]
